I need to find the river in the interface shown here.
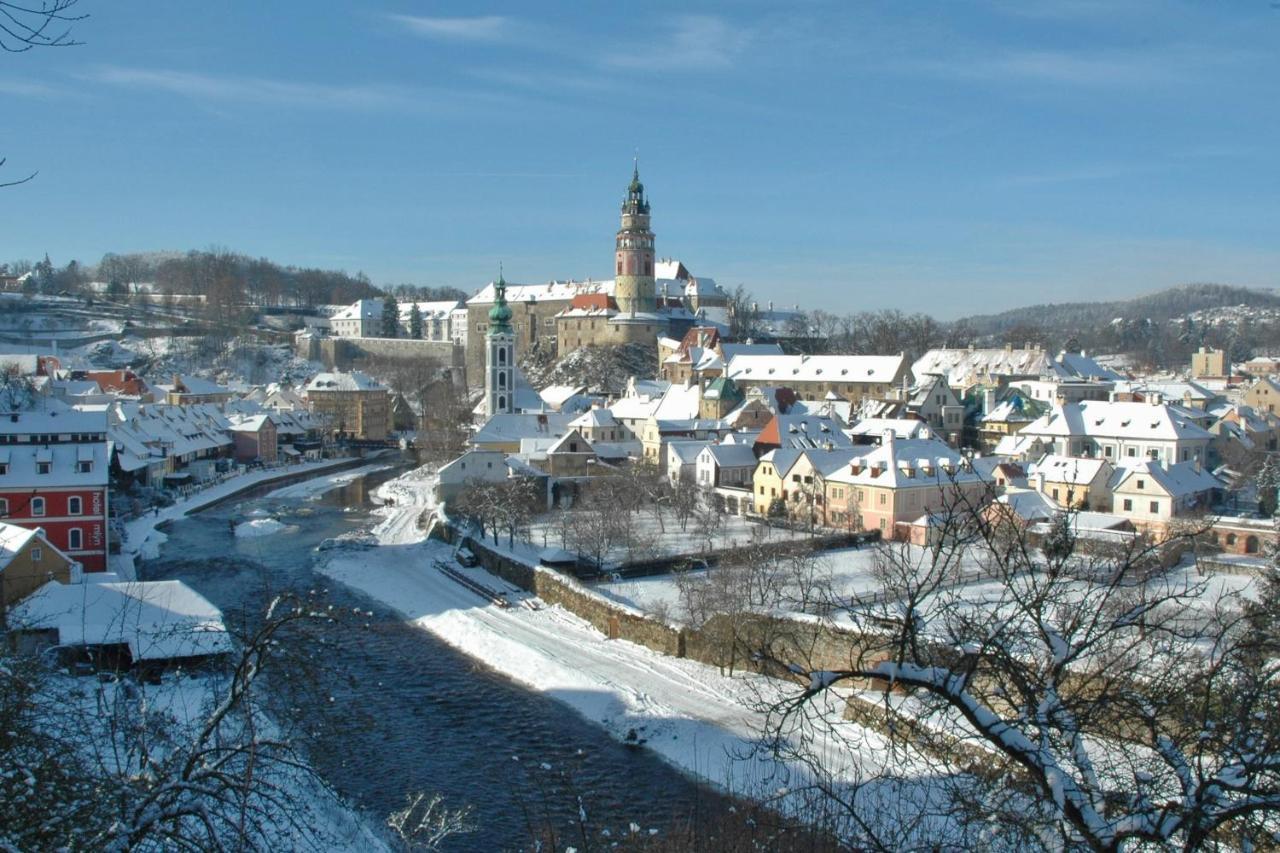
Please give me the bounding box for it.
[140,463,736,851]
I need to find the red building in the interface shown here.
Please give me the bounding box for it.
[0,408,110,572]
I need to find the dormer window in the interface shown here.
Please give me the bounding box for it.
[77,460,92,473]
[37,462,51,475]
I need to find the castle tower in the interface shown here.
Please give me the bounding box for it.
[485,273,516,417]
[614,160,657,315]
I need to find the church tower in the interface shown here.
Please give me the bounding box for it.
[614,160,657,315]
[484,272,516,417]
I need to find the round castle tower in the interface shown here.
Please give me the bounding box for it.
[613,161,657,316]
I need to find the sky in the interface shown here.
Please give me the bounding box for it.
[2,0,1278,318]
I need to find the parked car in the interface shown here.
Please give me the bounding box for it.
[456,547,478,567]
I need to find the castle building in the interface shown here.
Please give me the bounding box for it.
[462,163,718,384]
[485,274,516,417]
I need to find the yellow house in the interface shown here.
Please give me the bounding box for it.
[1,522,76,618]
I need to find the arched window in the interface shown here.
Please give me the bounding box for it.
[68,496,82,515]
[498,348,506,365]
[68,528,83,550]
[497,395,506,410]
[1226,533,1237,546]
[31,497,45,517]
[498,373,507,389]
[1246,535,1260,554]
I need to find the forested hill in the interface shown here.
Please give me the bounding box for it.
[956,283,1280,337]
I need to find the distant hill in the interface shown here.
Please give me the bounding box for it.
[956,283,1280,337]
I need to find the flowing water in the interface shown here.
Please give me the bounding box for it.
[141,464,732,850]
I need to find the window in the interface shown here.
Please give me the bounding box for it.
[1126,447,1136,457]
[0,498,6,515]
[1103,446,1113,458]
[68,496,82,515]
[0,462,6,474]
[1123,499,1133,511]
[77,460,92,473]
[30,547,41,562]
[31,497,45,516]
[68,528,82,550]
[1136,479,1145,490]
[1051,488,1059,500]
[879,493,887,505]
[497,349,506,365]
[37,461,51,475]
[1149,501,1159,514]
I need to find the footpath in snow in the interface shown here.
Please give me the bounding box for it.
[112,456,387,581]
[316,466,902,816]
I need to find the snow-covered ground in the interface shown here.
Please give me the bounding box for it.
[54,669,388,850]
[315,466,905,818]
[264,462,394,501]
[113,457,378,581]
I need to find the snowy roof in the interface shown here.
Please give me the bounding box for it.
[331,298,383,322]
[472,412,575,446]
[1028,454,1111,485]
[398,300,463,319]
[170,374,231,397]
[912,347,1053,383]
[0,407,106,437]
[1050,352,1125,382]
[667,439,711,464]
[0,522,69,572]
[1112,379,1218,403]
[539,384,588,409]
[757,413,853,450]
[1021,401,1213,442]
[11,580,233,661]
[823,437,978,489]
[305,371,386,393]
[569,408,618,429]
[0,440,109,489]
[1111,460,1223,498]
[107,402,233,472]
[698,443,758,468]
[469,279,614,304]
[652,382,702,421]
[227,413,273,432]
[727,354,908,385]
[993,490,1056,521]
[847,418,932,440]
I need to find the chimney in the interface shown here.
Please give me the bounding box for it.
[1035,471,1046,493]
[768,300,774,312]
[1004,343,1013,354]
[983,388,995,414]
[850,459,864,475]
[882,427,896,445]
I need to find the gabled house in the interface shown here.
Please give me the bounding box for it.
[0,521,77,617]
[1027,455,1115,511]
[1110,460,1222,533]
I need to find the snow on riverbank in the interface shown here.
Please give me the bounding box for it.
[113,456,382,581]
[264,463,394,501]
[316,466,902,819]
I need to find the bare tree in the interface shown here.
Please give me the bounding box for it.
[758,487,1280,850]
[2,0,87,186]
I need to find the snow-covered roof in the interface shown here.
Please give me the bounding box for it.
[569,408,618,429]
[847,418,932,440]
[1028,454,1111,486]
[305,371,386,393]
[652,383,702,421]
[698,443,757,468]
[469,279,614,304]
[912,347,1053,383]
[11,579,233,661]
[1021,401,1213,442]
[993,490,1056,522]
[1111,460,1223,498]
[824,437,979,489]
[0,407,105,437]
[0,522,69,572]
[107,402,233,472]
[169,374,231,397]
[472,412,575,446]
[667,439,710,464]
[727,354,908,385]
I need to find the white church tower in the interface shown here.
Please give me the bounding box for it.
[484,272,516,417]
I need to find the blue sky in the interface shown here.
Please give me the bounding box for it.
[3,0,1278,317]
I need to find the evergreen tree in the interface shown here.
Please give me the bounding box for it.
[408,303,423,339]
[380,294,399,338]
[1257,454,1280,517]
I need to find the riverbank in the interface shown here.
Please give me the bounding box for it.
[112,454,391,581]
[316,466,902,823]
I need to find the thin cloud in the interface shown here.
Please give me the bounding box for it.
[607,15,752,71]
[82,65,422,110]
[0,77,64,97]
[388,14,513,42]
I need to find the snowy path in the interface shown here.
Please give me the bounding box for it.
[317,467,897,810]
[113,456,384,581]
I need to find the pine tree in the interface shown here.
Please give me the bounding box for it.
[408,303,423,340]
[380,294,399,338]
[1256,454,1279,517]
